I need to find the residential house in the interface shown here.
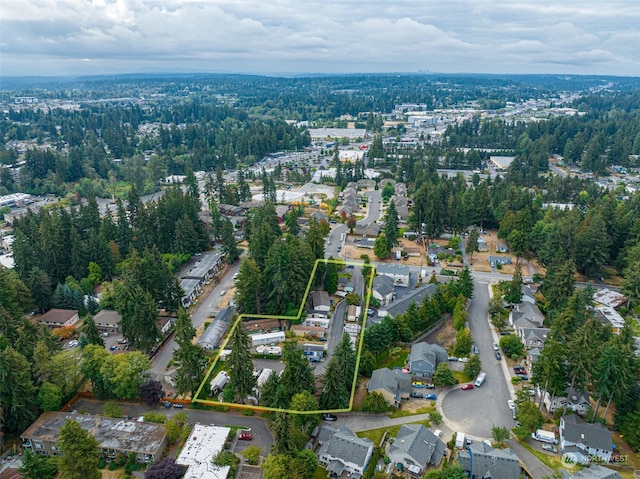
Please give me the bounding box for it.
[21,412,167,463]
[389,195,408,208]
[376,263,410,287]
[379,284,436,320]
[526,347,542,364]
[157,316,172,335]
[93,310,122,333]
[395,183,407,196]
[372,275,394,306]
[250,331,286,347]
[488,255,512,266]
[316,426,374,479]
[593,289,627,310]
[357,179,376,189]
[336,205,353,217]
[37,309,80,329]
[477,236,488,252]
[367,368,411,407]
[388,424,445,475]
[275,204,290,223]
[312,291,331,313]
[354,223,381,237]
[347,305,361,322]
[510,302,545,330]
[560,414,614,464]
[310,211,329,223]
[518,327,550,350]
[291,325,325,338]
[496,241,509,253]
[219,204,243,216]
[303,315,330,329]
[180,278,202,307]
[595,306,625,334]
[561,465,622,479]
[409,342,448,378]
[176,424,230,479]
[543,387,591,415]
[458,442,522,479]
[396,204,409,222]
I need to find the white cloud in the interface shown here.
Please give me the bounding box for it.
[0,0,638,76]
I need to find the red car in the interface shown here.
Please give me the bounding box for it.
[238,432,253,441]
[461,383,474,390]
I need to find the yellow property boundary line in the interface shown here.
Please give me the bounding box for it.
[193,258,374,415]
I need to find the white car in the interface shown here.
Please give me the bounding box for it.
[508,400,516,410]
[220,290,227,296]
[434,429,443,438]
[542,444,558,453]
[493,342,500,351]
[458,357,469,363]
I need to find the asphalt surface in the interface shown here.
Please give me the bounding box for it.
[440,279,516,438]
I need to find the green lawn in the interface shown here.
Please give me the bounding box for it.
[452,371,472,384]
[388,405,434,419]
[357,419,432,447]
[313,466,328,479]
[375,347,409,370]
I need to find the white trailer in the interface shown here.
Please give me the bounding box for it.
[531,429,558,444]
[210,371,229,395]
[455,432,466,449]
[474,372,486,387]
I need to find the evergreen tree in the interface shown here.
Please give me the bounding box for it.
[114,280,161,352]
[504,264,523,305]
[0,346,37,434]
[305,217,325,260]
[279,341,315,403]
[373,234,389,259]
[173,309,208,397]
[227,322,257,402]
[57,419,101,479]
[465,228,480,263]
[384,200,399,252]
[221,218,240,264]
[79,315,104,348]
[271,412,294,456]
[235,257,263,314]
[320,358,349,410]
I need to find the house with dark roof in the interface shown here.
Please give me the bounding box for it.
[388,424,445,475]
[458,442,522,479]
[561,465,621,479]
[379,284,437,320]
[37,309,80,329]
[544,388,591,416]
[372,275,394,306]
[409,341,448,378]
[310,211,329,223]
[560,414,614,464]
[367,368,411,407]
[316,426,374,479]
[312,291,331,313]
[355,222,381,237]
[197,307,234,351]
[396,204,409,222]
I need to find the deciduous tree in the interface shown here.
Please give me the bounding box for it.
[57,419,101,479]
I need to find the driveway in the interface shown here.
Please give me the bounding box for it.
[440,279,515,438]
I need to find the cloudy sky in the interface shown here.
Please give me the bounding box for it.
[1,0,639,77]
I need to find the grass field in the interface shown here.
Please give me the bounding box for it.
[356,419,432,446]
[388,405,434,419]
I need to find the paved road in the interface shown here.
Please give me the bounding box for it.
[507,439,553,479]
[441,279,515,438]
[315,299,347,376]
[149,259,242,387]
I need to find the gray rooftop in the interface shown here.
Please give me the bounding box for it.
[317,427,373,469]
[197,307,234,350]
[382,284,437,319]
[458,442,522,479]
[409,341,448,368]
[561,414,614,452]
[21,412,166,456]
[376,263,411,276]
[182,252,223,280]
[372,275,395,297]
[389,424,445,469]
[562,465,621,479]
[368,368,410,402]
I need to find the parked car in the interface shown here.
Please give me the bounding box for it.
[410,392,423,399]
[516,373,529,381]
[424,383,435,389]
[448,356,458,361]
[220,290,227,296]
[322,413,338,421]
[513,366,527,374]
[238,432,253,440]
[493,342,499,351]
[461,384,474,390]
[458,357,469,363]
[508,400,516,410]
[473,345,479,354]
[542,444,558,453]
[495,351,502,360]
[173,404,184,409]
[434,429,443,438]
[412,381,425,388]
[425,393,437,400]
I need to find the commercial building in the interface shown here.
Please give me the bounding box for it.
[21,412,167,463]
[176,424,231,479]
